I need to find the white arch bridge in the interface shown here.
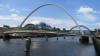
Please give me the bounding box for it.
[68,25,93,35]
[3,4,94,43]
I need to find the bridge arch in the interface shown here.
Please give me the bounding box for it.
[69,25,92,34]
[17,4,83,34]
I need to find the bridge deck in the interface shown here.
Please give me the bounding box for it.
[3,30,94,37]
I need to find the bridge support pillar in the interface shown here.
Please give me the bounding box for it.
[24,37,31,52]
[72,36,74,39]
[45,35,48,41]
[46,37,48,41]
[35,35,37,39]
[57,36,58,40]
[22,36,23,40]
[64,36,65,39]
[79,36,89,43]
[3,35,6,41]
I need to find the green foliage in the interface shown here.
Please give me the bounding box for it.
[6,27,25,31]
[0,27,26,35]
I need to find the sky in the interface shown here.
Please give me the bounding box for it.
[0,0,100,30]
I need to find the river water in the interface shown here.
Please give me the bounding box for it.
[0,36,96,56]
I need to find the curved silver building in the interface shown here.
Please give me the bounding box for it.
[24,21,52,30]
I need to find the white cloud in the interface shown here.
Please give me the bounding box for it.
[9,25,17,27]
[0,4,9,11]
[0,14,24,21]
[86,23,100,27]
[78,13,96,21]
[77,6,97,21]
[21,9,31,11]
[96,23,100,26]
[77,6,93,13]
[83,14,96,21]
[11,14,18,17]
[64,20,85,27]
[0,15,86,29]
[28,16,85,27]
[10,9,20,13]
[29,17,63,25]
[0,4,9,8]
[30,20,42,25]
[16,10,20,13]
[10,9,15,11]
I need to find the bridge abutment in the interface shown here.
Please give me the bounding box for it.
[79,36,89,43]
[92,37,100,56]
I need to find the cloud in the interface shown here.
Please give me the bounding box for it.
[77,6,94,13]
[0,4,9,11]
[0,4,20,13]
[95,23,100,26]
[28,16,85,27]
[0,15,83,27]
[86,22,100,27]
[27,16,86,30]
[77,13,96,21]
[16,10,20,13]
[65,20,85,26]
[29,17,63,25]
[0,4,9,7]
[10,9,20,13]
[0,14,24,21]
[10,9,15,11]
[21,9,31,11]
[9,25,17,27]
[0,14,86,29]
[77,6,97,21]
[11,14,18,17]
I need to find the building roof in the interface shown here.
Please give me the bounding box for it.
[24,20,52,29]
[30,20,44,25]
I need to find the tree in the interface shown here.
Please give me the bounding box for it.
[3,25,10,28]
[53,27,56,31]
[63,28,67,32]
[56,28,61,31]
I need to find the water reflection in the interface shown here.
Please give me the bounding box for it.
[0,36,96,56]
[32,42,39,49]
[25,52,30,56]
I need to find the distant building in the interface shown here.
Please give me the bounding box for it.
[3,25,10,28]
[69,30,91,35]
[24,21,52,30]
